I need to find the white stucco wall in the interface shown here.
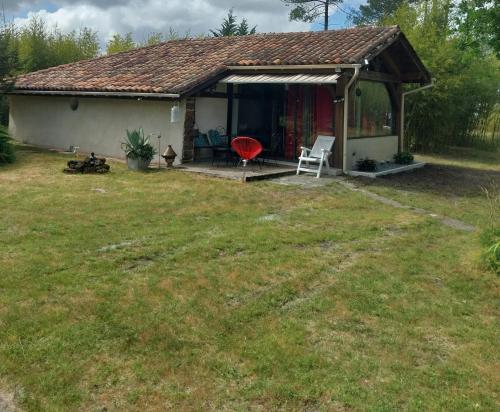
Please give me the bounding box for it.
[9,95,186,164]
[195,97,227,134]
[346,135,399,170]
[194,83,239,136]
[194,99,239,135]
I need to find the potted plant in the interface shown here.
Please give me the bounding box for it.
[122,128,156,171]
[356,157,377,172]
[393,151,414,165]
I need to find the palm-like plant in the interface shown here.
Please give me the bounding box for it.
[122,128,156,161]
[0,125,15,164]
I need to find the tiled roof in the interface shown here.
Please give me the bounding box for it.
[15,26,401,96]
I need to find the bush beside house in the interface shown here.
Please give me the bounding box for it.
[0,125,15,164]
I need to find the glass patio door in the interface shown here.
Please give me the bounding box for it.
[284,85,334,160]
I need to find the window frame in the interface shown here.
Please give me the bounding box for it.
[347,79,396,139]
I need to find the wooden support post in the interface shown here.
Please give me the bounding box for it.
[394,83,403,153]
[182,98,196,163]
[332,76,346,169]
[226,83,234,147]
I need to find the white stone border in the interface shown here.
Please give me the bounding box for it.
[347,162,426,178]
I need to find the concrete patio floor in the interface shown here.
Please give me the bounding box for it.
[178,162,297,182]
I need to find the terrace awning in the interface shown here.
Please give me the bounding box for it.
[220,73,340,84]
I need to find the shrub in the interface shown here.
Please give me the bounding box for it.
[121,128,156,161]
[356,158,377,172]
[0,125,15,164]
[486,241,500,274]
[481,228,500,275]
[393,151,414,165]
[481,184,500,274]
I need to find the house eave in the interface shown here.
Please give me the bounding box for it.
[9,89,181,100]
[227,64,363,71]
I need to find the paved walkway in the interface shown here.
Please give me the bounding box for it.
[272,174,339,187]
[272,174,476,232]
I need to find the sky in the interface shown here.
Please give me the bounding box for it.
[3,0,362,46]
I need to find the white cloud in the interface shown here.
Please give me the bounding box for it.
[12,0,311,47]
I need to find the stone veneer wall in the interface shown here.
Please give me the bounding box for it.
[182,97,196,163]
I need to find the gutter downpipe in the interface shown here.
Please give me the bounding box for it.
[343,65,361,174]
[400,80,434,152]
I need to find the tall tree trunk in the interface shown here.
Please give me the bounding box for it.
[324,1,329,30]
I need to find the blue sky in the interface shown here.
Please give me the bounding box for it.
[5,1,362,46]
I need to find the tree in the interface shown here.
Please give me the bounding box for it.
[0,23,18,125]
[76,27,100,60]
[281,0,342,30]
[348,0,499,150]
[17,17,99,72]
[139,28,194,47]
[18,16,53,72]
[106,33,136,55]
[1,16,99,125]
[210,9,256,37]
[0,22,17,152]
[49,27,100,66]
[0,124,15,163]
[455,0,500,57]
[236,18,256,36]
[385,0,499,150]
[350,0,412,25]
[0,25,17,82]
[143,32,163,46]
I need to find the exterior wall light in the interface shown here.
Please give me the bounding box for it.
[70,98,79,111]
[171,101,181,123]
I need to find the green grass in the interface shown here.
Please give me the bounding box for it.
[353,148,500,229]
[0,147,498,411]
[416,146,500,171]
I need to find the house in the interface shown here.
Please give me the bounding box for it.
[8,26,431,172]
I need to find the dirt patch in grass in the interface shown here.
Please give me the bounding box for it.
[353,164,500,198]
[347,159,499,229]
[338,177,477,232]
[0,386,20,412]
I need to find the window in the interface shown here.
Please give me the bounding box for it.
[348,80,394,138]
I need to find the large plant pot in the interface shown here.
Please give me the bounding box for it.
[127,157,151,171]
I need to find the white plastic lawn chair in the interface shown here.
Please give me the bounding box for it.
[296,135,336,178]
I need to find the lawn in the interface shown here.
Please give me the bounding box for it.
[0,146,498,411]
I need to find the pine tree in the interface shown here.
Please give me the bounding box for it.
[211,9,257,37]
[281,0,343,30]
[350,0,411,25]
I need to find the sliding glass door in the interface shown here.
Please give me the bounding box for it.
[235,83,335,161]
[284,85,335,160]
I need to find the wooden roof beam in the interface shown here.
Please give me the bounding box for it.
[380,49,401,78]
[359,71,400,83]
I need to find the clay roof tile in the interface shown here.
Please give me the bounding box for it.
[15,26,402,95]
